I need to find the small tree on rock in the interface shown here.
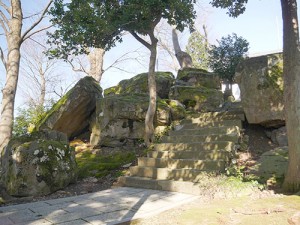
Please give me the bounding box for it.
[208,33,249,96]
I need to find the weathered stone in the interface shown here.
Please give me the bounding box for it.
[167,100,186,120]
[36,76,103,139]
[104,72,175,99]
[249,146,288,184]
[0,130,77,197]
[235,53,284,127]
[169,86,223,112]
[270,126,288,147]
[176,68,221,89]
[90,94,172,147]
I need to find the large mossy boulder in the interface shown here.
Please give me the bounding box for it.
[90,94,174,147]
[235,53,284,127]
[104,72,175,99]
[169,86,223,112]
[0,130,77,197]
[249,147,288,185]
[36,76,103,139]
[176,68,221,89]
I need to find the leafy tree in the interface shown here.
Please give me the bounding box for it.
[210,0,300,192]
[48,0,196,145]
[208,33,249,87]
[186,29,209,70]
[13,106,46,137]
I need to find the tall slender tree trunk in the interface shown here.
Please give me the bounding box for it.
[0,0,23,153]
[39,67,46,107]
[281,0,300,192]
[88,48,105,82]
[144,41,158,146]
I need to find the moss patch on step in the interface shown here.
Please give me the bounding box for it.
[75,149,136,179]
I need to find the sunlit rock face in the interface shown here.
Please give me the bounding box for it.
[235,53,285,127]
[0,130,77,197]
[36,76,103,139]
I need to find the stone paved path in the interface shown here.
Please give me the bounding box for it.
[0,187,198,225]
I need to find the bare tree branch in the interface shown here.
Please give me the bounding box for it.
[67,59,89,75]
[0,11,9,34]
[0,47,6,69]
[0,2,10,14]
[21,0,53,42]
[22,24,53,42]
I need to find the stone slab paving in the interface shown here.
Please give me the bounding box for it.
[0,187,198,225]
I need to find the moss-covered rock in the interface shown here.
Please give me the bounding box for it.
[167,100,186,120]
[0,130,77,197]
[169,86,223,112]
[176,68,221,89]
[36,76,103,139]
[104,72,175,99]
[235,53,284,127]
[90,94,172,147]
[249,146,288,186]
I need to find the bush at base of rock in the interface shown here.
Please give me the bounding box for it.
[0,130,77,197]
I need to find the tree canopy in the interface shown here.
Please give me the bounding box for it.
[208,33,249,84]
[48,0,196,59]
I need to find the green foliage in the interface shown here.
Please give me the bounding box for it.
[210,0,248,18]
[186,31,209,70]
[13,105,46,137]
[208,33,249,83]
[48,0,196,59]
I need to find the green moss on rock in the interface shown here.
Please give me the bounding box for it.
[1,131,77,197]
[104,72,175,99]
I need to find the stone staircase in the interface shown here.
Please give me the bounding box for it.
[116,111,245,195]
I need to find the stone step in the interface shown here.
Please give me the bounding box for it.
[161,134,239,143]
[178,120,242,129]
[169,126,240,136]
[147,150,230,161]
[137,157,225,170]
[129,167,225,181]
[154,141,234,152]
[185,111,245,122]
[116,176,204,195]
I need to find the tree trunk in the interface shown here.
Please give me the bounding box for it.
[281,0,300,192]
[88,48,105,82]
[39,66,46,107]
[144,42,158,146]
[0,0,23,153]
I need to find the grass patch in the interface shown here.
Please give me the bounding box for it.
[76,150,136,179]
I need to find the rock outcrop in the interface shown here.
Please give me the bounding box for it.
[169,68,223,112]
[176,68,221,89]
[90,94,175,147]
[36,76,103,139]
[0,130,77,197]
[104,72,175,99]
[235,53,284,127]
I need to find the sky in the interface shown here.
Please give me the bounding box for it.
[0,0,289,110]
[101,0,284,89]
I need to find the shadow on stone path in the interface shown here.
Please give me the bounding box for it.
[0,187,198,225]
